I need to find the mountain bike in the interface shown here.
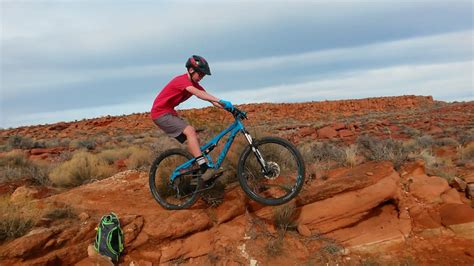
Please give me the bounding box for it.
[149,107,305,210]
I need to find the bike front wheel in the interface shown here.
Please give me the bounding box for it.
[149,149,202,210]
[237,136,305,206]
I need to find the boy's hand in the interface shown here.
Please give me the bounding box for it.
[219,100,235,112]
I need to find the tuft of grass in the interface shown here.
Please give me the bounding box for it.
[126,146,152,170]
[273,203,296,231]
[458,142,474,162]
[69,138,97,150]
[415,135,434,149]
[265,237,284,256]
[356,135,412,169]
[6,135,35,150]
[43,206,77,220]
[435,137,459,147]
[343,144,358,167]
[49,151,115,187]
[0,150,51,185]
[0,196,39,242]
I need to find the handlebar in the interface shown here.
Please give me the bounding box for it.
[231,107,247,120]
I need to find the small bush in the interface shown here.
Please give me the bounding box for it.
[127,146,152,170]
[43,206,77,220]
[435,137,459,147]
[70,139,96,150]
[99,148,133,164]
[273,203,296,231]
[459,131,474,145]
[301,142,345,165]
[343,144,358,167]
[265,237,284,256]
[7,135,35,150]
[415,135,434,149]
[0,196,38,242]
[459,142,474,162]
[0,151,51,185]
[357,135,411,169]
[49,151,115,187]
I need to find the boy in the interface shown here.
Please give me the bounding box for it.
[150,55,234,182]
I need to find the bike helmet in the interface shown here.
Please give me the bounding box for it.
[185,55,211,75]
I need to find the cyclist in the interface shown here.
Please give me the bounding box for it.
[150,55,234,182]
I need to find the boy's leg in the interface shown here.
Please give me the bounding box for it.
[182,125,201,157]
[182,125,215,182]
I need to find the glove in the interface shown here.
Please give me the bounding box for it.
[219,99,235,112]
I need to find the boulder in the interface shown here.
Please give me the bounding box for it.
[409,175,450,203]
[295,173,399,234]
[317,126,338,139]
[1,227,58,258]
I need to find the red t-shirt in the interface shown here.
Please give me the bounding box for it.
[150,74,205,119]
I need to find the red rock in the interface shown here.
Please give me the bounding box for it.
[333,122,346,130]
[1,228,57,258]
[338,129,354,138]
[299,127,317,138]
[409,175,450,203]
[297,224,311,237]
[441,188,463,204]
[317,126,338,139]
[440,203,474,226]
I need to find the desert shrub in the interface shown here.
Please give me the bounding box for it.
[417,149,456,182]
[42,138,71,148]
[0,196,39,242]
[127,146,152,170]
[265,237,284,256]
[273,203,296,231]
[69,139,96,150]
[356,135,412,169]
[43,206,76,220]
[7,135,35,149]
[98,148,134,164]
[343,144,358,167]
[0,151,51,185]
[459,131,474,145]
[458,142,474,163]
[415,135,434,149]
[401,126,420,137]
[301,142,345,164]
[435,137,459,147]
[49,151,115,187]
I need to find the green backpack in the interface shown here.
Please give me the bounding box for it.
[94,212,124,263]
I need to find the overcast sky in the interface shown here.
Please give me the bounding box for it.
[1,0,473,128]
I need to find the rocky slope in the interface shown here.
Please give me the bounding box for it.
[0,95,473,265]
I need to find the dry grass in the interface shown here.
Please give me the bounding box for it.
[273,203,296,231]
[126,146,152,170]
[49,151,115,187]
[458,142,474,162]
[356,135,413,169]
[0,195,40,242]
[0,150,51,185]
[343,144,358,167]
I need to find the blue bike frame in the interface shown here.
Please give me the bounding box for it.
[170,118,246,182]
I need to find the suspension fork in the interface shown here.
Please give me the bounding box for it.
[242,129,269,174]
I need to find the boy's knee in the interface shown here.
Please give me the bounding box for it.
[183,126,197,137]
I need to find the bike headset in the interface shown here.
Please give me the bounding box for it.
[186,55,211,76]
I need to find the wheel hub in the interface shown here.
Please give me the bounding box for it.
[264,161,280,180]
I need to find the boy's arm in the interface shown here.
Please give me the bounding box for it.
[185,86,224,108]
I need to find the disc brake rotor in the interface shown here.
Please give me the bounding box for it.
[264,161,280,180]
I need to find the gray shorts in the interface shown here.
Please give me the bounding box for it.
[153,113,188,138]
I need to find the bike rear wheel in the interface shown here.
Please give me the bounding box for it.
[149,149,202,210]
[237,137,305,205]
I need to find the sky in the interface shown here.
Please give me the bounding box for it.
[1,0,473,128]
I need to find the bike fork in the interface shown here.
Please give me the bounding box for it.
[242,130,269,174]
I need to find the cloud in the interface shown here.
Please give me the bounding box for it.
[215,60,474,104]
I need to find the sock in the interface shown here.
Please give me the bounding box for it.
[195,155,208,171]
